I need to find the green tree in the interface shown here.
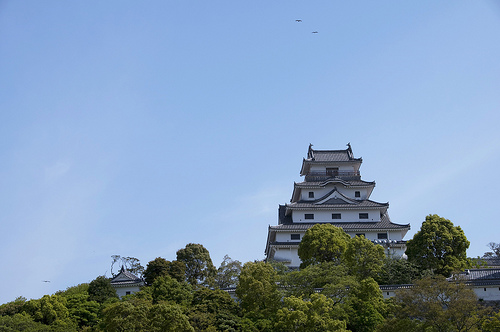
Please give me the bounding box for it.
[376,257,432,285]
[64,293,100,328]
[21,295,77,330]
[482,310,500,332]
[100,301,149,332]
[148,303,194,332]
[275,294,349,332]
[406,214,470,277]
[151,275,193,306]
[144,257,186,285]
[0,313,51,332]
[393,275,487,332]
[345,277,387,332]
[281,262,354,301]
[215,254,242,289]
[236,261,281,320]
[177,243,216,287]
[188,287,241,331]
[298,224,351,268]
[88,275,118,303]
[111,255,145,277]
[344,235,385,280]
[0,296,26,316]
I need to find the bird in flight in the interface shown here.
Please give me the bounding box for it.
[296,19,302,22]
[42,280,50,283]
[312,31,318,33]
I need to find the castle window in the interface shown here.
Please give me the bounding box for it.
[305,214,314,220]
[356,233,365,238]
[332,213,341,220]
[291,234,300,240]
[359,213,369,219]
[355,191,360,198]
[377,233,388,239]
[309,192,314,198]
[126,291,131,295]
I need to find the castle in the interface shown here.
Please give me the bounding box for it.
[265,144,410,267]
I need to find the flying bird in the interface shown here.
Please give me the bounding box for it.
[295,19,302,22]
[312,31,318,33]
[42,280,50,283]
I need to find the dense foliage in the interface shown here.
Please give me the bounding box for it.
[1,227,497,332]
[406,214,470,277]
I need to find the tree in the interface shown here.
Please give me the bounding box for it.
[275,294,349,332]
[110,255,145,278]
[0,313,52,332]
[376,256,432,285]
[151,275,193,306]
[88,276,118,303]
[215,254,242,289]
[176,243,216,287]
[188,288,241,331]
[144,257,186,286]
[21,295,77,330]
[281,262,354,302]
[344,235,385,280]
[345,277,387,332]
[482,242,500,258]
[405,214,470,277]
[235,261,281,320]
[148,303,194,332]
[298,224,351,268]
[392,275,487,332]
[100,301,149,332]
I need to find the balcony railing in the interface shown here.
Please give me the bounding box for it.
[305,170,360,181]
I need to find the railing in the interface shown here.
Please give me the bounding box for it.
[305,170,360,181]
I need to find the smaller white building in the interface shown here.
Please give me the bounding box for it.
[110,266,145,298]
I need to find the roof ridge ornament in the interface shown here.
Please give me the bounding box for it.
[308,143,314,160]
[346,142,353,159]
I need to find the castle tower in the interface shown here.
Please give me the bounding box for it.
[265,144,410,267]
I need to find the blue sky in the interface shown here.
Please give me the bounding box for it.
[1,1,500,303]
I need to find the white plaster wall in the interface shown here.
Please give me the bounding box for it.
[276,232,304,242]
[114,285,142,298]
[292,210,380,222]
[301,187,369,201]
[345,231,404,241]
[309,165,354,172]
[274,247,301,267]
[473,286,500,301]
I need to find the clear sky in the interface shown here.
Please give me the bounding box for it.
[1,1,500,303]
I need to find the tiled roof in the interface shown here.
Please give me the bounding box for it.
[310,150,353,162]
[307,144,361,162]
[287,199,388,209]
[454,269,500,282]
[110,267,143,286]
[295,180,375,188]
[272,212,410,231]
[288,187,388,210]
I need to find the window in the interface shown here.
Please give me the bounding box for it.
[332,213,341,220]
[126,291,131,295]
[359,213,369,219]
[305,214,314,220]
[309,191,314,198]
[291,234,300,240]
[326,167,339,177]
[355,191,360,198]
[356,233,365,238]
[377,233,388,239]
